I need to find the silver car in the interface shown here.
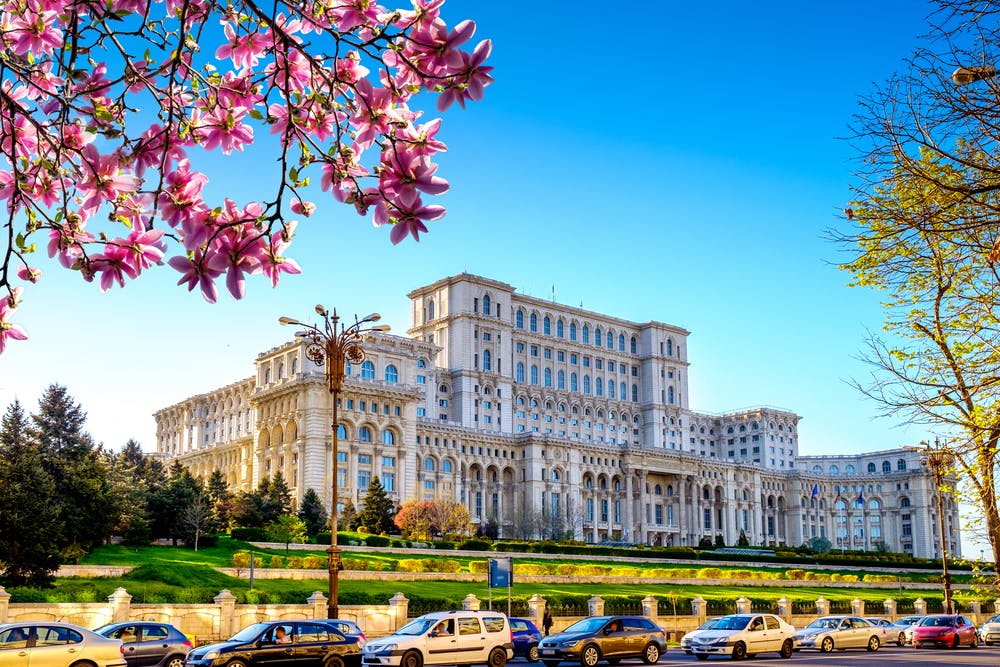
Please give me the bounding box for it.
[0,621,127,667]
[978,613,1000,645]
[794,616,881,653]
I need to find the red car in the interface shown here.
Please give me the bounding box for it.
[911,614,979,649]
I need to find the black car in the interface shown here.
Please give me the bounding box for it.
[184,620,362,667]
[537,616,666,667]
[95,621,192,667]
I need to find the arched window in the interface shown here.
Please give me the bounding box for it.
[835,499,846,510]
[337,424,347,439]
[424,458,436,472]
[543,316,551,335]
[595,328,602,347]
[630,337,637,354]
[620,382,627,399]
[667,339,673,356]
[442,460,453,473]
[361,360,375,379]
[557,370,565,389]
[583,375,591,394]
[618,333,625,351]
[530,365,539,385]
[666,485,674,497]
[544,367,552,387]
[812,465,822,473]
[417,359,426,368]
[277,362,284,379]
[439,384,449,393]
[668,387,675,404]
[359,426,372,442]
[530,313,538,332]
[608,381,616,399]
[482,350,492,371]
[830,465,840,474]
[867,462,876,473]
[291,358,298,374]
[381,429,395,445]
[631,384,638,402]
[384,364,399,383]
[264,368,271,383]
[897,459,907,471]
[483,294,491,315]
[516,362,525,383]
[869,499,880,510]
[582,325,590,344]
[516,310,524,329]
[427,300,435,320]
[654,484,662,495]
[900,497,911,508]
[557,319,565,338]
[607,331,613,348]
[845,464,855,474]
[551,469,560,482]
[571,373,579,392]
[882,460,891,473]
[595,377,603,396]
[569,322,577,340]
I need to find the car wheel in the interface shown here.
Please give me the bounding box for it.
[820,637,834,653]
[897,632,905,647]
[731,641,747,660]
[324,657,344,667]
[779,639,793,659]
[970,635,979,649]
[489,647,509,667]
[580,645,600,667]
[952,635,961,649]
[528,645,540,662]
[695,655,709,661]
[867,636,880,652]
[165,656,185,667]
[225,661,248,667]
[402,650,423,667]
[641,643,660,664]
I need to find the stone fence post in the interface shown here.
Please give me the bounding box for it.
[641,595,657,621]
[914,598,927,615]
[970,601,982,618]
[815,597,829,616]
[776,597,791,623]
[528,595,546,631]
[308,592,327,620]
[851,598,865,617]
[588,596,605,617]
[883,599,896,619]
[735,597,751,614]
[389,593,409,631]
[994,599,1000,615]
[691,597,706,624]
[0,587,9,623]
[108,587,132,623]
[215,590,237,640]
[462,594,481,611]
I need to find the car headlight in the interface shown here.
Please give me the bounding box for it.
[709,637,730,647]
[202,650,220,660]
[558,640,579,649]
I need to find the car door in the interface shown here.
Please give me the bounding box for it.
[112,623,148,667]
[454,617,487,664]
[28,625,90,667]
[761,615,785,652]
[744,616,769,654]
[291,622,339,667]
[0,625,32,667]
[600,619,630,658]
[252,624,298,667]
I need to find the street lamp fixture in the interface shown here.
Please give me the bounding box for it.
[952,65,997,85]
[279,306,390,618]
[904,440,954,615]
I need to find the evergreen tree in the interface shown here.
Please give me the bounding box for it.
[32,385,115,556]
[266,472,293,520]
[0,400,61,586]
[298,488,328,538]
[340,498,358,531]
[108,439,154,546]
[355,478,395,534]
[206,469,233,529]
[230,490,266,528]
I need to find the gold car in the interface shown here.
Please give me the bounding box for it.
[0,621,127,667]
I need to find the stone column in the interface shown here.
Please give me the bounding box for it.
[815,598,829,616]
[914,599,927,615]
[588,596,605,617]
[690,597,707,623]
[215,590,238,640]
[851,598,865,616]
[641,595,657,621]
[735,597,751,614]
[308,592,327,619]
[883,599,897,619]
[389,593,409,631]
[970,600,982,619]
[462,594,481,611]
[0,587,9,623]
[776,597,791,623]
[108,587,132,623]
[528,595,546,631]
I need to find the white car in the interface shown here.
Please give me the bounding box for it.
[978,613,1000,645]
[680,618,721,655]
[362,610,513,667]
[795,616,882,652]
[687,613,795,661]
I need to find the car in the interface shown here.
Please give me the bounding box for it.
[680,619,721,655]
[95,621,192,667]
[327,620,366,646]
[362,610,513,667]
[0,620,128,667]
[509,617,542,661]
[911,614,979,649]
[863,616,893,643]
[978,613,1000,645]
[536,615,666,667]
[184,620,362,667]
[686,613,795,661]
[794,615,882,652]
[885,615,924,646]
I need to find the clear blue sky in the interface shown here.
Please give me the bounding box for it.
[1,2,947,500]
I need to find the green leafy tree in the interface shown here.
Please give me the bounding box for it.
[737,531,750,547]
[298,488,328,538]
[356,478,395,534]
[230,489,266,528]
[267,515,309,555]
[806,536,832,554]
[0,400,61,586]
[180,493,216,551]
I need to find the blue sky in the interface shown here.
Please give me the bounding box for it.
[1,0,958,528]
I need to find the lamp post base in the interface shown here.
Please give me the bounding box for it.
[328,545,342,619]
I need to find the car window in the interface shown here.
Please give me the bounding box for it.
[764,616,780,631]
[114,625,141,643]
[456,619,479,636]
[510,620,527,632]
[0,627,31,649]
[143,626,170,642]
[959,617,970,626]
[295,624,331,643]
[36,627,83,646]
[853,619,868,629]
[482,617,505,633]
[623,618,654,632]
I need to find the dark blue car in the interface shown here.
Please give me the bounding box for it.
[510,618,542,662]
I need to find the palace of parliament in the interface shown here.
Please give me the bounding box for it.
[155,273,960,559]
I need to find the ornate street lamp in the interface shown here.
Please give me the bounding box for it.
[905,440,954,615]
[279,306,389,618]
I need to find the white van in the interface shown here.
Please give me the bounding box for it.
[362,610,513,667]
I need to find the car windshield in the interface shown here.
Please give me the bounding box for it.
[229,623,271,642]
[93,625,114,635]
[714,617,751,631]
[986,615,1000,624]
[806,618,840,630]
[394,618,438,636]
[561,618,610,634]
[697,619,720,630]
[920,617,956,627]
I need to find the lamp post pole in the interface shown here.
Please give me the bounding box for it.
[279,307,389,619]
[907,440,953,615]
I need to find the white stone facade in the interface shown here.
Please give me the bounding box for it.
[155,273,960,559]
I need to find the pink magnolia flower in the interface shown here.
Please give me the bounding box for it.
[436,39,493,111]
[5,9,63,56]
[216,22,272,70]
[16,266,42,283]
[373,188,445,244]
[78,145,141,217]
[192,105,255,154]
[380,148,449,198]
[0,287,28,353]
[168,251,227,303]
[262,224,302,287]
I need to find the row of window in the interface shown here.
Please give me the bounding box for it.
[515,309,643,352]
[811,459,908,474]
[513,363,642,399]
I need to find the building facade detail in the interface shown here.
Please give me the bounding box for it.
[155,274,960,558]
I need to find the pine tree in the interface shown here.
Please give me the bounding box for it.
[266,472,293,519]
[355,478,395,534]
[206,469,233,529]
[0,400,61,586]
[298,488,328,538]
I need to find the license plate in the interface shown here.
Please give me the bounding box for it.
[541,650,555,655]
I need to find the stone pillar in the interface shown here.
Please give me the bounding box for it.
[108,587,132,623]
[735,597,751,614]
[215,590,238,640]
[588,596,605,617]
[914,599,927,615]
[815,598,829,616]
[994,598,1000,615]
[970,600,982,618]
[851,598,865,616]
[776,597,791,623]
[389,593,409,631]
[462,594,481,611]
[528,595,546,631]
[691,597,707,623]
[883,599,897,619]
[308,592,327,619]
[0,587,9,623]
[641,595,657,621]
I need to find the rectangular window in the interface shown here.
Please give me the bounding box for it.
[358,470,371,489]
[381,472,395,492]
[557,351,565,362]
[416,407,426,417]
[530,345,539,356]
[358,454,372,465]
